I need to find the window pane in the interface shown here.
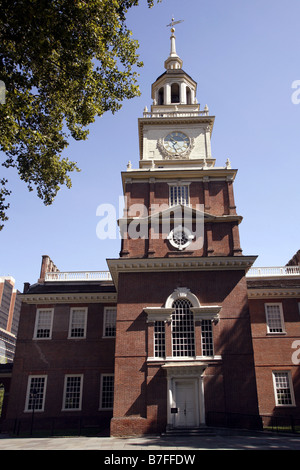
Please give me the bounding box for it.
[172,299,195,357]
[104,308,116,337]
[273,372,293,405]
[64,376,82,409]
[27,376,46,411]
[154,321,165,357]
[170,185,189,206]
[101,375,114,409]
[36,310,52,338]
[266,305,283,333]
[70,309,86,337]
[201,320,214,356]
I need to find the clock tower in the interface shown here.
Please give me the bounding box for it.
[108,21,260,436]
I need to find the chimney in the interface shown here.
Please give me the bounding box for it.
[38,255,59,283]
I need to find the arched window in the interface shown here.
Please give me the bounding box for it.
[158,87,164,105]
[186,87,191,104]
[172,299,195,357]
[171,83,180,103]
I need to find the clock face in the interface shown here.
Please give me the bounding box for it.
[163,132,190,155]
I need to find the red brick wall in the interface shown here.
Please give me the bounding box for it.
[5,301,116,430]
[249,296,300,417]
[112,270,259,435]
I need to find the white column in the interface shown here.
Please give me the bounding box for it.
[198,373,206,424]
[180,82,186,104]
[165,83,171,105]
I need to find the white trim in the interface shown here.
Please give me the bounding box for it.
[167,226,194,251]
[24,375,47,413]
[248,288,300,299]
[33,308,54,340]
[22,292,117,305]
[165,287,200,309]
[103,307,117,338]
[68,307,88,339]
[107,256,257,288]
[272,370,295,407]
[265,303,285,334]
[163,362,207,428]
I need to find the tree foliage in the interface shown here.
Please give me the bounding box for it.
[0,0,158,229]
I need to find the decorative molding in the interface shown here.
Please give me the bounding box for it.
[144,307,174,322]
[107,256,257,288]
[21,292,117,305]
[165,287,200,308]
[248,288,300,299]
[191,306,221,322]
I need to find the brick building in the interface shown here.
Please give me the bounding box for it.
[3,26,300,436]
[247,263,300,427]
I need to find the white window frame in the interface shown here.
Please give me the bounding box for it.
[33,308,54,340]
[99,374,114,410]
[68,307,88,339]
[154,320,166,358]
[169,183,190,207]
[103,307,117,338]
[265,303,285,334]
[272,371,295,407]
[24,375,47,412]
[167,225,194,251]
[62,374,83,411]
[201,319,214,357]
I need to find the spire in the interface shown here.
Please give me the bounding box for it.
[164,17,183,70]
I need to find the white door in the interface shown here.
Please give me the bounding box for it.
[174,380,197,428]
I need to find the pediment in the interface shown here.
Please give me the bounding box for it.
[119,204,242,226]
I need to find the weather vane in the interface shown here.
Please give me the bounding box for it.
[166,17,184,32]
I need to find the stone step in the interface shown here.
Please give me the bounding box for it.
[162,427,216,437]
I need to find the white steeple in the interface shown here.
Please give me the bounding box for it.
[137,19,215,170]
[164,18,183,70]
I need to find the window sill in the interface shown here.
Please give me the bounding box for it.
[266,332,287,336]
[147,355,222,363]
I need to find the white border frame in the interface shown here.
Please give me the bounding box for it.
[265,302,286,334]
[62,374,83,411]
[272,370,295,407]
[24,375,47,412]
[167,226,194,251]
[68,307,88,339]
[33,308,54,340]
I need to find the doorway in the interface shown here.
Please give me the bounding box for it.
[174,379,198,428]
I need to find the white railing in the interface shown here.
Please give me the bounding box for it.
[247,266,300,277]
[45,271,112,282]
[143,110,209,118]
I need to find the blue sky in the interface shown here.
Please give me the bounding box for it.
[1,0,300,291]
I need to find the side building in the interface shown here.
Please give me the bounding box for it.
[4,256,117,434]
[0,276,21,363]
[247,259,300,429]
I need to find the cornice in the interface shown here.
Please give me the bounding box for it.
[21,292,117,305]
[248,288,300,299]
[107,256,257,288]
[121,167,238,193]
